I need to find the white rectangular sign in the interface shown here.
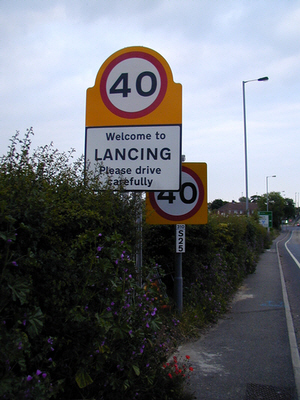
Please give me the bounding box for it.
[85,125,181,191]
[176,224,185,253]
[259,215,269,228]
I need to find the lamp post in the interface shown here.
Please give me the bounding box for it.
[266,175,276,211]
[243,76,269,216]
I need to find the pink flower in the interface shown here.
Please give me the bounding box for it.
[36,369,42,376]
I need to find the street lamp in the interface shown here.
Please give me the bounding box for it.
[266,175,276,212]
[243,76,269,216]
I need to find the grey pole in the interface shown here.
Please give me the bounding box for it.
[242,81,249,216]
[242,77,269,216]
[267,176,269,212]
[174,252,183,314]
[266,175,276,212]
[134,193,143,286]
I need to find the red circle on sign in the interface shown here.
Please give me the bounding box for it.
[149,166,205,221]
[100,51,167,119]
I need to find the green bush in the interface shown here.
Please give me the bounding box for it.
[143,213,270,333]
[0,129,271,399]
[0,130,181,400]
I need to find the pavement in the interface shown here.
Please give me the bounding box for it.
[175,233,300,400]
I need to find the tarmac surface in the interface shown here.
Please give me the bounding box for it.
[176,233,300,400]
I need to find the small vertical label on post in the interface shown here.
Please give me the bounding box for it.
[176,224,185,253]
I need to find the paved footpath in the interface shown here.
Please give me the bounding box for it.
[176,234,299,399]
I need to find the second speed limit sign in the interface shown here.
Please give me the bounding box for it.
[146,163,207,225]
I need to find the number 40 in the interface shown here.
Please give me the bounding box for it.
[109,72,157,98]
[157,182,197,204]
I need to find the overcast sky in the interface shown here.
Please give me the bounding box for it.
[1,0,299,203]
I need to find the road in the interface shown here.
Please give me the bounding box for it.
[278,225,300,353]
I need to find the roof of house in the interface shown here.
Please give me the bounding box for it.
[217,202,258,215]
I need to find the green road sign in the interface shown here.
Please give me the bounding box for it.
[258,211,273,228]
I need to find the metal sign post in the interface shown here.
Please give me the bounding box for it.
[175,224,185,313]
[146,163,208,312]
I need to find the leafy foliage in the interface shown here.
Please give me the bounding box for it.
[1,129,272,399]
[0,130,177,399]
[283,198,296,220]
[257,192,293,228]
[143,214,270,334]
[209,198,227,211]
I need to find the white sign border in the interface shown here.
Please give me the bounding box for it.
[85,124,182,192]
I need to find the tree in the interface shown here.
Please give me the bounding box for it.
[210,199,227,211]
[250,194,261,203]
[258,192,285,229]
[283,198,295,220]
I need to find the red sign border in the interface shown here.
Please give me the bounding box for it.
[149,166,205,221]
[100,51,168,119]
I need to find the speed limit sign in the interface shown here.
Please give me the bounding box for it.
[146,163,207,224]
[86,46,182,127]
[85,47,182,191]
[100,51,167,119]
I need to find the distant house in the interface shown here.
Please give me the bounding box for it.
[217,201,258,216]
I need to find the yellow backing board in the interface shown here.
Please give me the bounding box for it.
[146,162,207,225]
[86,46,182,128]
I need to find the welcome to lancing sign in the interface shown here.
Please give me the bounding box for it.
[85,125,181,191]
